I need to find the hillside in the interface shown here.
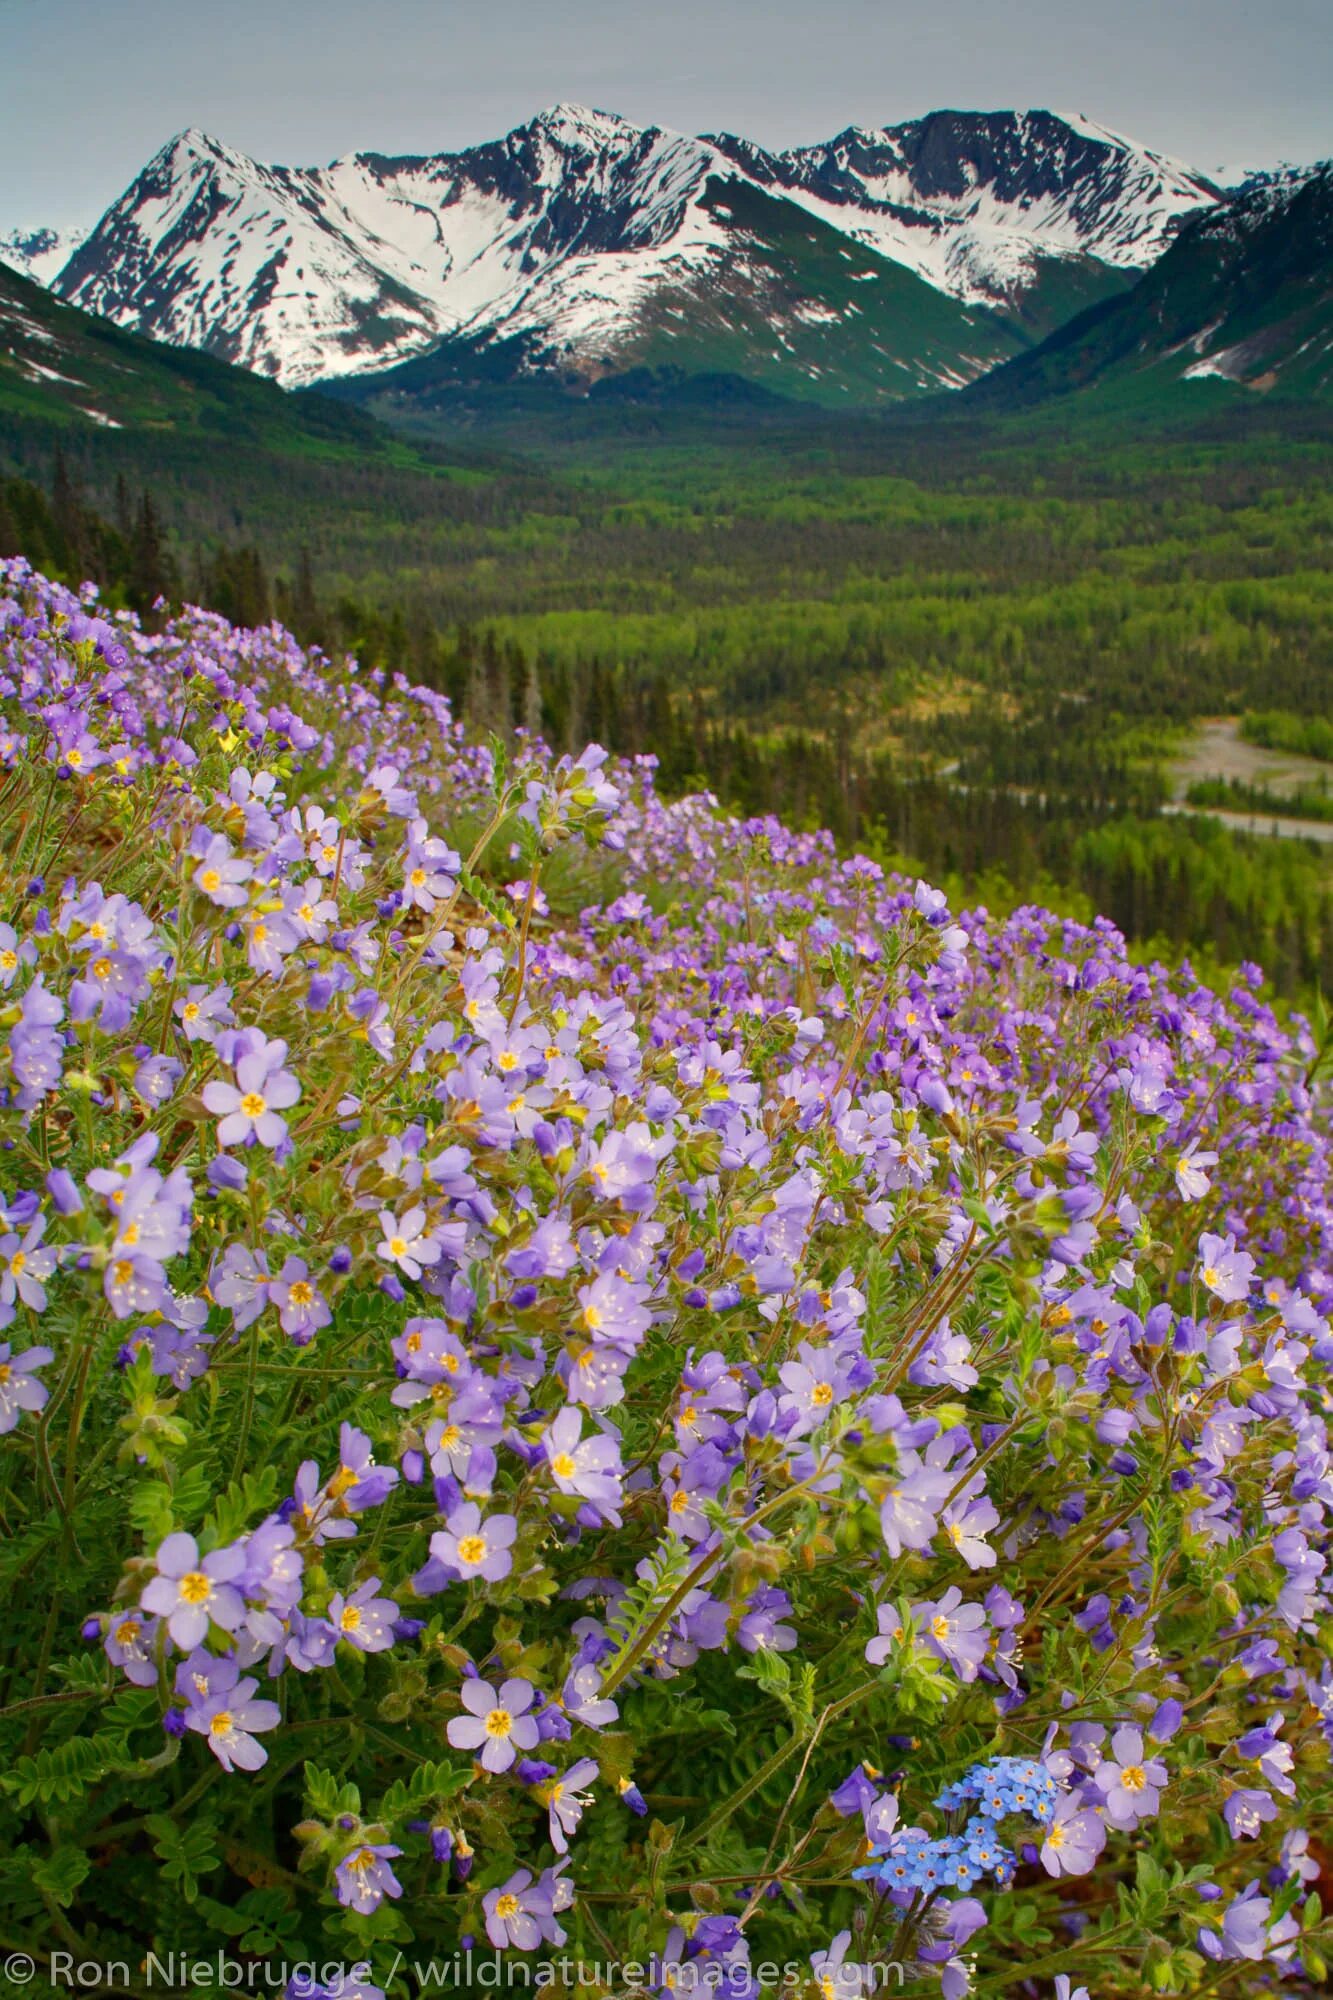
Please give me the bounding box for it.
[0,254,400,449]
[2,558,1333,1991]
[964,163,1333,406]
[0,254,570,593]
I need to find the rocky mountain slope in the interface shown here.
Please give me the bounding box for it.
[963,164,1333,405]
[21,105,1222,400]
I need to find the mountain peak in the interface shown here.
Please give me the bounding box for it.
[159,127,231,166]
[43,102,1243,396]
[526,104,645,148]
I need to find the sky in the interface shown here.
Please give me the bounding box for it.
[1,0,1329,232]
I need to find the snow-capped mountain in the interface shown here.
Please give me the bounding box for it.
[43,105,1225,396]
[966,162,1333,405]
[1,226,87,287]
[709,110,1218,308]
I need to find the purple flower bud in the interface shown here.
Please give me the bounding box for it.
[533,1120,558,1159]
[162,1708,188,1738]
[207,1153,248,1192]
[46,1167,83,1214]
[1150,1699,1184,1742]
[328,1245,352,1274]
[80,1616,102,1642]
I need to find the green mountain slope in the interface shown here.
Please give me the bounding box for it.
[0,255,396,452]
[964,166,1333,409]
[0,257,562,582]
[337,176,1042,423]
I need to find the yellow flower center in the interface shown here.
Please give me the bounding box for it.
[119,1224,139,1248]
[456,1534,487,1566]
[811,1381,834,1406]
[183,1001,200,1021]
[240,1091,267,1117]
[179,1572,212,1605]
[1202,1266,1220,1289]
[113,1259,135,1284]
[93,957,111,980]
[582,1303,603,1331]
[209,1711,233,1736]
[288,1280,314,1306]
[1121,1765,1147,1791]
[389,1236,408,1258]
[9,1250,26,1275]
[200,869,221,892]
[930,1614,951,1642]
[494,1893,519,1919]
[551,1452,577,1479]
[410,868,427,887]
[116,1619,140,1646]
[340,1606,362,1633]
[484,1707,513,1739]
[326,1464,359,1499]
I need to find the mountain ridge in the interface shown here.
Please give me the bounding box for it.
[22,103,1230,400]
[961,161,1333,406]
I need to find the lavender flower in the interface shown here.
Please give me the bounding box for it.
[140,1532,246,1649]
[446,1676,539,1772]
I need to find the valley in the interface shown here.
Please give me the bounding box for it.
[1,105,1330,998]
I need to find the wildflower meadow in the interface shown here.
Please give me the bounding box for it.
[1,556,1331,1999]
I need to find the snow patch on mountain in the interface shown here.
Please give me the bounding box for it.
[40,104,1237,388]
[0,227,88,286]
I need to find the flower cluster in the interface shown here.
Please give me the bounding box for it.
[1,559,1331,1995]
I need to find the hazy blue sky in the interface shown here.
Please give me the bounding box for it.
[2,0,1329,231]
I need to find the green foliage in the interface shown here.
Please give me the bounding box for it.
[146,1813,223,1902]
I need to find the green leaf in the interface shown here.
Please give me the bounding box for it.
[129,1480,177,1545]
[5,1731,134,1807]
[146,1813,222,1903]
[376,1759,472,1819]
[304,1762,362,1821]
[29,1848,91,1909]
[203,1466,281,1548]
